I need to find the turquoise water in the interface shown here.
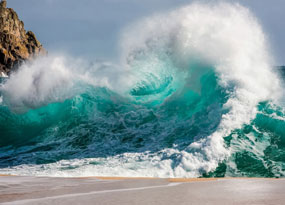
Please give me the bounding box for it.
[0,2,284,178]
[0,65,284,177]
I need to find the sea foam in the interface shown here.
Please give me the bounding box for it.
[0,2,283,177]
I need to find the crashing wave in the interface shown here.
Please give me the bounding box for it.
[0,2,284,178]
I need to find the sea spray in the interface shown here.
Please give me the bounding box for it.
[0,2,284,178]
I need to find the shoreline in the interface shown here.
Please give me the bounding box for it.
[1,174,283,180]
[1,175,285,204]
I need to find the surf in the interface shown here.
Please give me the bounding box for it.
[0,2,284,178]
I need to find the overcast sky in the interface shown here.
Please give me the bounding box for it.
[7,0,285,64]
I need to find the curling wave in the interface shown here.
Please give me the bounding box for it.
[0,2,284,178]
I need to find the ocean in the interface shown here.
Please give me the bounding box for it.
[0,2,284,178]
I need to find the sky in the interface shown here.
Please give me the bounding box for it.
[7,0,285,64]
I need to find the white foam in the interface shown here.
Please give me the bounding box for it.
[0,56,131,113]
[0,2,283,177]
[117,2,281,177]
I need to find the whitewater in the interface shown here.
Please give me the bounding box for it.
[0,2,284,178]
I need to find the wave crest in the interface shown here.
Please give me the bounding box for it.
[0,2,283,177]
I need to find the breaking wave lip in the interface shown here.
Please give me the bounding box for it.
[0,2,284,178]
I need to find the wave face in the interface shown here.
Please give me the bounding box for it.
[0,2,284,178]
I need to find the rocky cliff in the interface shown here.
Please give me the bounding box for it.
[0,0,45,76]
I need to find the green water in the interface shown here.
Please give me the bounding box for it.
[0,65,284,177]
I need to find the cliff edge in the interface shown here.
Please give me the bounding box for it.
[0,0,45,76]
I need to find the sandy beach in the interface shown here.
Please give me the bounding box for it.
[0,176,284,204]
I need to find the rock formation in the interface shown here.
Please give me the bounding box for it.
[0,0,46,76]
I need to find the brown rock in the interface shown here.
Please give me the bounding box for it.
[0,0,46,75]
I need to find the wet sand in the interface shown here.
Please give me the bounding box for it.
[0,176,284,204]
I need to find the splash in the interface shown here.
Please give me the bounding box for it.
[0,2,284,178]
